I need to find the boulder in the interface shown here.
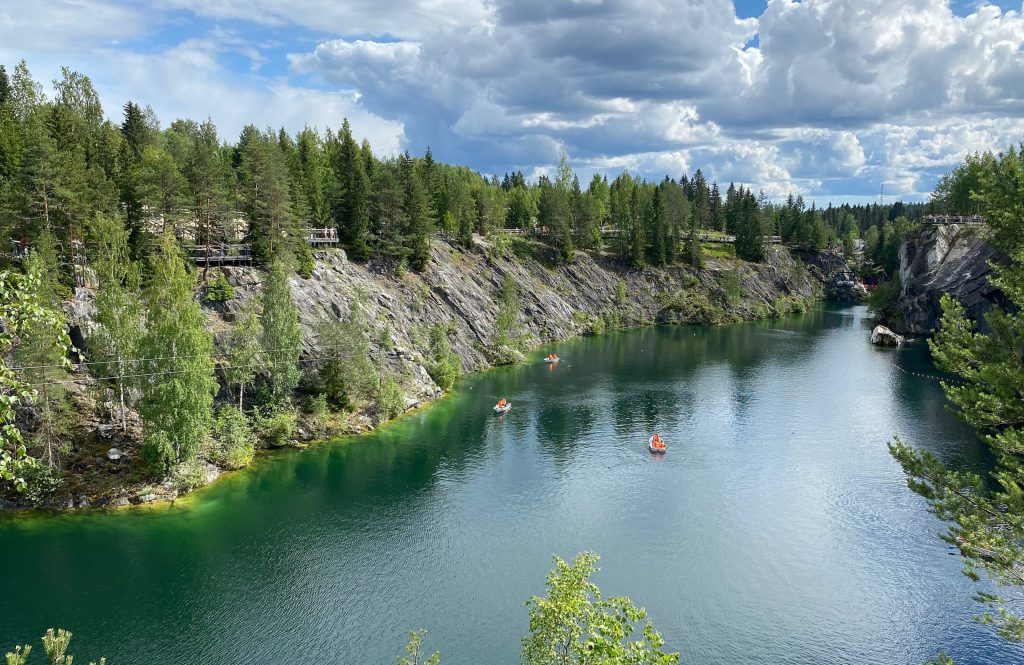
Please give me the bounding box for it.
[871,325,905,347]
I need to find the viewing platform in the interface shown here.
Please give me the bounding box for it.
[188,243,253,266]
[306,228,339,246]
[924,214,985,226]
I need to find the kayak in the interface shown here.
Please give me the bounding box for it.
[544,357,560,364]
[648,436,666,453]
[494,403,512,414]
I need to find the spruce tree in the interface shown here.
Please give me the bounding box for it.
[260,262,302,408]
[709,181,723,232]
[400,151,433,270]
[331,119,371,260]
[735,188,766,262]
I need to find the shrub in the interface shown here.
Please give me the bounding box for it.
[141,431,175,476]
[377,377,405,420]
[723,268,742,306]
[20,463,64,507]
[426,324,461,391]
[615,279,627,306]
[308,393,329,417]
[171,460,207,493]
[203,272,235,302]
[211,406,256,469]
[296,246,315,279]
[868,277,904,328]
[314,314,378,408]
[254,411,296,448]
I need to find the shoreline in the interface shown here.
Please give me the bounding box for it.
[0,301,824,519]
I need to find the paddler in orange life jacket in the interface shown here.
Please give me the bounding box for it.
[497,398,507,408]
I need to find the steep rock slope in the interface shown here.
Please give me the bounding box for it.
[897,224,1004,335]
[217,238,821,409]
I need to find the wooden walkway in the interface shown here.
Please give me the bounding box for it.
[924,214,985,226]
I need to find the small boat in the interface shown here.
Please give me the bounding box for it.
[648,436,666,453]
[494,402,512,414]
[543,355,560,364]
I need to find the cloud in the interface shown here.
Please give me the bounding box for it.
[0,0,145,52]
[4,0,1024,202]
[152,0,488,37]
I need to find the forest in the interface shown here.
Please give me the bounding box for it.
[0,60,920,502]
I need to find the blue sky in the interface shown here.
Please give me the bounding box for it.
[2,0,1023,204]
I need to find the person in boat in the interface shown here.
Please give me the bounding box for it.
[497,398,507,408]
[652,433,664,447]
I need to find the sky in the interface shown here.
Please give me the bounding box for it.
[1,0,1023,204]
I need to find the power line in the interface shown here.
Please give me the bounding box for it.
[20,348,375,388]
[8,339,371,372]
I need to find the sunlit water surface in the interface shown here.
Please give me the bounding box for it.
[1,305,1019,665]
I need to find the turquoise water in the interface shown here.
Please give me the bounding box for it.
[1,305,1018,664]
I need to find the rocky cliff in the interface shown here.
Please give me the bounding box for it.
[21,238,820,510]
[217,238,821,413]
[896,224,1004,335]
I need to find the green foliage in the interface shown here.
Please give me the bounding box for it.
[211,406,255,470]
[522,552,679,665]
[377,376,405,421]
[89,213,142,433]
[891,145,1024,649]
[5,628,105,665]
[867,277,903,328]
[397,630,440,665]
[260,262,302,409]
[138,232,217,473]
[141,430,175,476]
[222,302,262,410]
[494,273,522,351]
[426,323,461,391]
[615,280,627,307]
[254,410,296,448]
[314,311,377,408]
[723,267,742,306]
[14,251,73,474]
[203,272,235,302]
[19,463,63,507]
[170,459,207,493]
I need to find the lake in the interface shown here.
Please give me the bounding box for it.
[1,304,1019,665]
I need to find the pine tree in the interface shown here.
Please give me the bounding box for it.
[14,245,72,471]
[187,120,230,276]
[239,128,298,267]
[138,232,217,473]
[890,146,1024,643]
[260,262,302,408]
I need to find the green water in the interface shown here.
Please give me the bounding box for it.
[1,305,1019,664]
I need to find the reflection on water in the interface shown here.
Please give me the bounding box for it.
[0,304,1016,665]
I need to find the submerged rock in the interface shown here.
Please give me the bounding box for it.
[871,325,905,347]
